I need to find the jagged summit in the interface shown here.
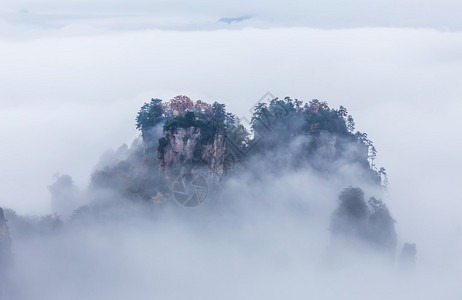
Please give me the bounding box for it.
[136,96,233,184]
[140,96,384,182]
[89,95,388,205]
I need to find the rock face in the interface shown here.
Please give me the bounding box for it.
[0,207,12,296]
[0,208,12,265]
[158,127,226,183]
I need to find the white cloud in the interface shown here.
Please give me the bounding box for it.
[1,0,462,33]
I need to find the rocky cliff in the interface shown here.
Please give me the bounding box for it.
[0,207,12,295]
[0,208,11,263]
[158,126,226,183]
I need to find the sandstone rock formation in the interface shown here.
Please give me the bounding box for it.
[158,127,226,183]
[0,207,12,296]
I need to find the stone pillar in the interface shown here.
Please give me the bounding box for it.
[0,207,12,297]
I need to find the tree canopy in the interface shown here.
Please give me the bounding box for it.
[135,95,385,185]
[135,98,165,140]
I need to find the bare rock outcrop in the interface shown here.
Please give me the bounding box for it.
[0,208,12,296]
[158,127,226,183]
[0,208,12,266]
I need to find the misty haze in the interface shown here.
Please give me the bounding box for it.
[1,1,462,299]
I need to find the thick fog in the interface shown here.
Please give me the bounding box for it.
[2,139,461,299]
[1,3,462,299]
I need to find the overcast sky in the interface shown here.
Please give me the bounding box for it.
[1,0,462,34]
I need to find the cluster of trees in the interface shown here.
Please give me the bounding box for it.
[135,95,386,184]
[246,97,384,182]
[136,96,365,147]
[135,98,164,140]
[249,97,370,153]
[136,96,236,144]
[251,98,354,137]
[330,187,397,255]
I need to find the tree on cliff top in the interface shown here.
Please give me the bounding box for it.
[248,97,384,184]
[168,95,194,116]
[136,95,384,185]
[136,98,165,140]
[330,187,397,255]
[137,97,232,140]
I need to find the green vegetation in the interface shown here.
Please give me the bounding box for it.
[331,187,397,254]
[251,97,355,140]
[136,96,234,145]
[248,97,383,182]
[135,98,165,140]
[135,95,386,185]
[164,111,217,144]
[162,101,233,144]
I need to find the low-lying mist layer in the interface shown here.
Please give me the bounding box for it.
[1,95,458,299]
